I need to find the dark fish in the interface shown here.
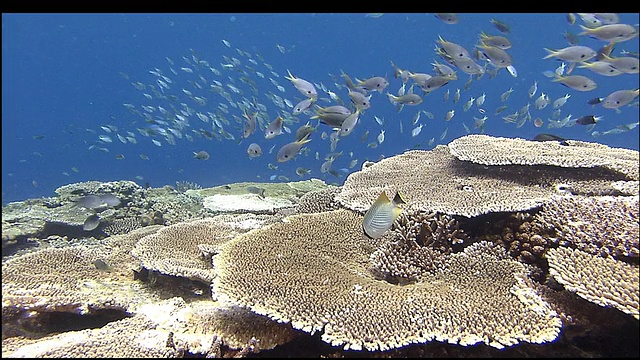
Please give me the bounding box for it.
[74,194,121,209]
[533,133,569,146]
[93,259,112,272]
[490,18,510,33]
[588,97,604,105]
[435,13,458,24]
[83,214,101,231]
[74,195,105,209]
[576,115,603,125]
[246,186,266,198]
[99,194,121,207]
[193,150,210,160]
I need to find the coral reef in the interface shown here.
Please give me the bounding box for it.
[336,145,628,218]
[2,138,638,357]
[295,186,342,214]
[534,195,639,259]
[213,209,561,351]
[448,134,639,181]
[131,214,276,283]
[546,246,639,320]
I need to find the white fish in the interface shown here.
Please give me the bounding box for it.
[553,94,571,109]
[528,81,538,98]
[339,110,360,137]
[439,127,449,141]
[374,115,385,126]
[500,88,514,102]
[411,124,423,137]
[412,111,421,125]
[445,110,455,121]
[362,191,406,239]
[506,65,518,77]
[463,97,475,112]
[476,93,486,106]
[377,129,385,144]
[534,93,550,110]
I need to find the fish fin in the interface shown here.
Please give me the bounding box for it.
[297,132,312,144]
[373,191,391,206]
[391,206,403,221]
[392,191,407,205]
[285,69,295,81]
[542,48,557,59]
[578,24,591,35]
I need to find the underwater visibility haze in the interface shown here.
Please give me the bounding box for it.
[2,13,640,358]
[2,13,639,204]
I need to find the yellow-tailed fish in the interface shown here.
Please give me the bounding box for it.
[362,191,406,239]
[276,133,311,162]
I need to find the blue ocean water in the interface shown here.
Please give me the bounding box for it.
[2,13,639,205]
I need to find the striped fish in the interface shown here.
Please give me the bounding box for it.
[362,191,406,239]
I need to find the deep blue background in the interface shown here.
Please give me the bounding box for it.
[3,13,639,204]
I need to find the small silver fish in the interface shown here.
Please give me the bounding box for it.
[476,44,512,68]
[296,167,311,176]
[293,98,316,115]
[453,88,461,103]
[579,24,638,42]
[242,111,257,138]
[355,76,389,93]
[500,88,513,102]
[553,94,571,109]
[387,92,423,106]
[528,81,538,98]
[340,110,361,137]
[602,89,640,110]
[578,61,624,76]
[434,13,458,24]
[534,93,550,110]
[193,150,210,160]
[276,134,312,162]
[445,110,455,121]
[349,90,371,111]
[421,75,457,93]
[478,32,512,50]
[552,75,598,92]
[247,186,266,198]
[377,129,385,144]
[247,143,263,158]
[264,116,284,139]
[285,69,317,99]
[543,46,597,62]
[437,35,470,58]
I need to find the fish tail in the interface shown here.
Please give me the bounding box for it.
[298,132,312,144]
[285,69,294,81]
[543,48,557,59]
[392,191,406,205]
[578,24,591,35]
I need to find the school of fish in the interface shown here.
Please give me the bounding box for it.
[85,13,638,190]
